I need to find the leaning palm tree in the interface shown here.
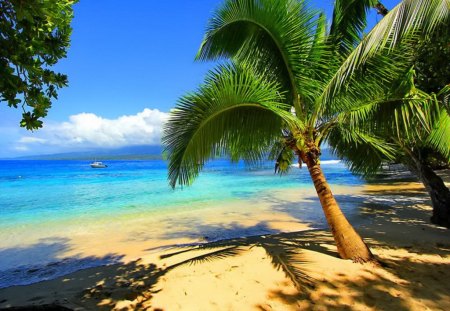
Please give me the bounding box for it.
[163,0,449,262]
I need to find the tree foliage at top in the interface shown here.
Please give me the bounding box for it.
[0,0,77,130]
[164,0,449,187]
[414,25,450,99]
[413,25,450,168]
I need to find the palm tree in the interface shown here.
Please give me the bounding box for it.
[398,27,450,227]
[332,71,450,227]
[331,9,450,228]
[402,109,450,228]
[163,0,449,262]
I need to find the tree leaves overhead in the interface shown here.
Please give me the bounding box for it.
[321,0,450,107]
[316,41,417,123]
[414,24,450,95]
[329,0,378,56]
[426,110,450,159]
[426,85,450,159]
[328,67,449,176]
[318,0,450,176]
[0,0,77,130]
[162,63,303,188]
[196,0,325,118]
[327,124,397,176]
[164,0,450,187]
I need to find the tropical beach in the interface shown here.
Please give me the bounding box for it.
[0,168,449,310]
[0,159,362,287]
[1,0,450,310]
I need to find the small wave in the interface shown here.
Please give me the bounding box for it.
[290,160,341,167]
[0,255,123,289]
[320,160,341,165]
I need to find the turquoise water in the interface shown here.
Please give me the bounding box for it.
[0,159,362,227]
[0,159,363,288]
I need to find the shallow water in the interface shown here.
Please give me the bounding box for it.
[0,159,363,288]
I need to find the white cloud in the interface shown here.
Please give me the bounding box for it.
[16,108,169,150]
[18,137,47,143]
[14,145,29,151]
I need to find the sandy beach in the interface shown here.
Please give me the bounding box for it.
[1,173,449,310]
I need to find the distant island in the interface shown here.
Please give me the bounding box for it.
[4,145,341,162]
[6,145,164,161]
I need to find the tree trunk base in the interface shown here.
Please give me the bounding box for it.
[430,197,450,228]
[415,165,450,228]
[332,226,375,263]
[407,159,450,229]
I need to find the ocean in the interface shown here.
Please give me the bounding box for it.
[0,159,363,288]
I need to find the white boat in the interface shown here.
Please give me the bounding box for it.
[90,161,107,168]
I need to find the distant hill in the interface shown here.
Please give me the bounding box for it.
[9,145,338,161]
[11,145,164,160]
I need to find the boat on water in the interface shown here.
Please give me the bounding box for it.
[90,161,108,168]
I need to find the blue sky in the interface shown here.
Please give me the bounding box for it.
[0,0,399,158]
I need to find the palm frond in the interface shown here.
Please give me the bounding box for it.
[329,0,378,55]
[313,37,418,129]
[313,12,327,45]
[327,124,398,176]
[437,84,450,112]
[195,0,324,117]
[425,108,450,159]
[326,69,447,174]
[427,85,450,158]
[162,63,303,188]
[321,0,450,106]
[326,97,442,175]
[272,144,295,175]
[349,97,437,140]
[352,97,438,143]
[351,66,441,141]
[316,45,443,145]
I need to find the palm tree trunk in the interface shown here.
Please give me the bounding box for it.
[407,159,450,228]
[303,153,374,263]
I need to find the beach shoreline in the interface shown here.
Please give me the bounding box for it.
[1,173,449,310]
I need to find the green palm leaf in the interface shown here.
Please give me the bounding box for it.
[316,42,416,123]
[162,63,303,188]
[321,0,450,106]
[426,108,450,159]
[196,0,324,117]
[327,124,398,176]
[427,85,450,158]
[329,0,378,55]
